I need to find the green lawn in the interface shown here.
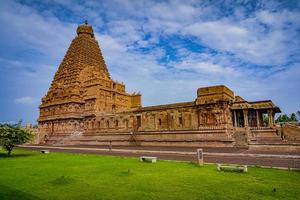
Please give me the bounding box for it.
[0,149,299,200]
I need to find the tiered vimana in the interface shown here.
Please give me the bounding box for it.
[38,22,281,148]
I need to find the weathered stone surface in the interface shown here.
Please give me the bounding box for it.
[196,85,234,105]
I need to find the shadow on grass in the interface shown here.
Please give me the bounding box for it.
[49,176,76,186]
[0,185,42,200]
[187,161,204,168]
[0,152,33,158]
[119,169,132,177]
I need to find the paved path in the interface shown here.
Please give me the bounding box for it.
[19,145,300,169]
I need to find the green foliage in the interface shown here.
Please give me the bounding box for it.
[290,113,297,121]
[0,149,299,200]
[32,124,38,129]
[0,122,32,156]
[262,114,268,125]
[275,113,299,123]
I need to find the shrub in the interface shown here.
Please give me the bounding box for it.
[0,122,32,156]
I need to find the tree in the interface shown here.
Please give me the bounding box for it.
[290,113,298,122]
[275,115,282,123]
[0,122,32,156]
[275,113,299,123]
[262,114,268,125]
[282,114,287,122]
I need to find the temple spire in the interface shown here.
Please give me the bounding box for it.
[76,21,94,37]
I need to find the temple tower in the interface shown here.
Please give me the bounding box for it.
[38,22,141,137]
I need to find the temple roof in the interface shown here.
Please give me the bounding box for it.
[231,98,281,112]
[249,100,281,112]
[234,96,246,103]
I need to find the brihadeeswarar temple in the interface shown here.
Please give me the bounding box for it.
[38,22,282,148]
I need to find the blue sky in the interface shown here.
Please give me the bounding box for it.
[0,0,299,125]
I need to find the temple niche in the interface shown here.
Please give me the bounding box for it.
[38,22,281,147]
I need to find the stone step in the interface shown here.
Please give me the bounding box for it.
[75,141,234,148]
[50,129,229,136]
[47,135,232,142]
[255,139,282,142]
[45,132,234,147]
[255,134,281,139]
[249,141,300,145]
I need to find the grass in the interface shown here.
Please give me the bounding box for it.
[0,149,299,200]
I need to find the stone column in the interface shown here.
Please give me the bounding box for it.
[268,110,274,127]
[243,110,249,127]
[256,110,260,128]
[167,112,170,130]
[197,109,200,129]
[154,114,157,130]
[51,121,54,135]
[233,110,237,127]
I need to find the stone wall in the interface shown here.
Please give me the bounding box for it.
[282,123,300,141]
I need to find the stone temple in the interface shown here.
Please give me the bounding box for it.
[38,22,282,147]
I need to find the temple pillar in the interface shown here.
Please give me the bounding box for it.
[256,110,260,127]
[51,121,54,135]
[233,110,237,127]
[243,110,249,127]
[197,109,200,129]
[167,112,170,130]
[154,114,157,130]
[268,110,274,127]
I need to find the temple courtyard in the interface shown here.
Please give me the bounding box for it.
[1,148,299,200]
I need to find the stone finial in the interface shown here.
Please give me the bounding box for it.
[76,21,94,37]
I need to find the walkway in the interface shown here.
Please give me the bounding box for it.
[19,145,300,169]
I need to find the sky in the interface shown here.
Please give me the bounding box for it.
[0,0,299,125]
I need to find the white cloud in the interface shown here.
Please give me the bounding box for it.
[0,0,299,124]
[0,0,76,62]
[148,2,197,22]
[15,97,38,105]
[183,14,299,66]
[178,61,237,75]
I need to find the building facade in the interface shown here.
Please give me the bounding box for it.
[38,22,281,147]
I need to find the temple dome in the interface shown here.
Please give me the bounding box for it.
[76,21,94,37]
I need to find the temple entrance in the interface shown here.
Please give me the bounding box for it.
[261,113,269,127]
[236,110,244,127]
[136,116,141,129]
[232,109,275,128]
[257,110,270,127]
[232,110,245,127]
[248,110,257,127]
